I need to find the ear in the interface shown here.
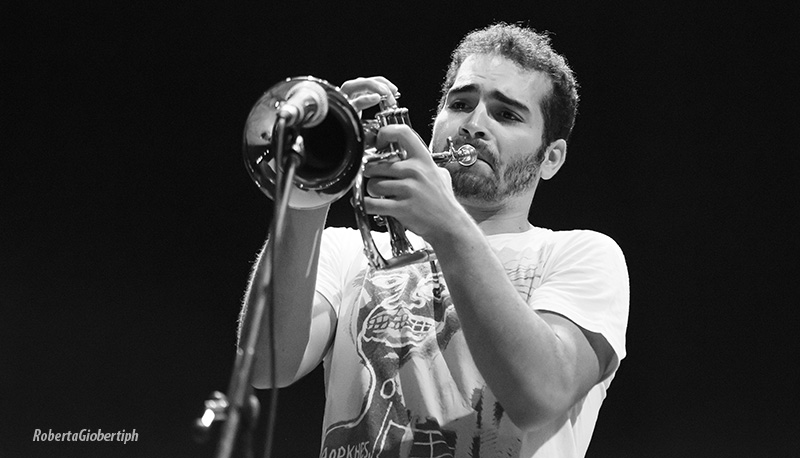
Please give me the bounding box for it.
[540,139,567,180]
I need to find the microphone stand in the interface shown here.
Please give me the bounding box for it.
[196,116,302,458]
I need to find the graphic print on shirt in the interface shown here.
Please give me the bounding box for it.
[320,264,461,458]
[321,253,541,458]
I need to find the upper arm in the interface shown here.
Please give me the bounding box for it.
[532,231,629,386]
[292,291,337,381]
[539,311,616,401]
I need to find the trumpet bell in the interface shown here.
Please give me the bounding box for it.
[242,76,364,209]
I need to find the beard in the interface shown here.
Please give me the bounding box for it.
[450,144,545,202]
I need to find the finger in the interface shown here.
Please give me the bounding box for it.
[349,93,382,113]
[375,125,432,162]
[361,76,399,100]
[340,77,399,106]
[366,177,407,199]
[369,76,399,96]
[363,158,403,178]
[363,195,400,218]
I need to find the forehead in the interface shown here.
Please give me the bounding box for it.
[450,54,552,110]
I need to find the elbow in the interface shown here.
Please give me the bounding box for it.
[250,357,304,390]
[503,387,581,432]
[504,401,560,432]
[251,370,300,390]
[252,379,295,390]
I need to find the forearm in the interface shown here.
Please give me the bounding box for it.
[240,205,329,388]
[429,214,597,430]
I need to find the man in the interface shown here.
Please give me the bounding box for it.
[242,23,629,457]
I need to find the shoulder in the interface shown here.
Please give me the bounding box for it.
[320,226,365,266]
[545,228,626,262]
[497,227,625,260]
[322,226,363,247]
[531,228,629,291]
[323,226,361,237]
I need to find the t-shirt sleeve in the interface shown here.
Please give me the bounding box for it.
[316,226,365,317]
[530,231,630,377]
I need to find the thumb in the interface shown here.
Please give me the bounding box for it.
[436,167,453,189]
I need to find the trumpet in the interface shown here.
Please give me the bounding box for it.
[243,76,476,269]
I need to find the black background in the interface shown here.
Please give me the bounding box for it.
[2,1,797,457]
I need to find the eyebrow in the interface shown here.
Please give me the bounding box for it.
[448,83,531,115]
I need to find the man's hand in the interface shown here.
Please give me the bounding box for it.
[338,75,469,243]
[362,124,466,243]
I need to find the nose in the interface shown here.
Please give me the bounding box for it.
[459,103,489,139]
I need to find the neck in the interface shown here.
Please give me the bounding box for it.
[459,194,533,236]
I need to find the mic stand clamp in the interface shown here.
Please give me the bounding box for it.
[194,391,260,458]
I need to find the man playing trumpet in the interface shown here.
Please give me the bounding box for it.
[241,22,629,458]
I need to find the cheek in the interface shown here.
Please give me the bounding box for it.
[430,115,454,148]
[431,112,449,131]
[501,132,542,159]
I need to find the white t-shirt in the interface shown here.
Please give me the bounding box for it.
[315,226,629,458]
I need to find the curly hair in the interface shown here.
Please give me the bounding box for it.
[437,23,580,147]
